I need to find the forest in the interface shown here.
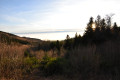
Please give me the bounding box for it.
[0,15,120,80]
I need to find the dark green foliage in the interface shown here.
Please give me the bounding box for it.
[64,35,73,49]
[49,40,63,56]
[50,42,56,49]
[24,57,39,73]
[45,58,67,75]
[24,51,33,57]
[50,40,61,51]
[39,55,68,76]
[38,42,51,51]
[56,40,60,51]
[24,51,39,73]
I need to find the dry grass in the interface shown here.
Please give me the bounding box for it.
[0,42,60,80]
[33,50,56,59]
[0,43,30,80]
[66,45,100,74]
[64,41,120,79]
[1,40,120,80]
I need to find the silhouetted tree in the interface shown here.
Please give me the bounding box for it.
[56,40,61,56]
[73,33,79,47]
[64,35,73,49]
[64,15,120,46]
[100,19,106,32]
[83,17,94,43]
[106,15,112,28]
[66,34,70,40]
[96,15,101,28]
[112,22,119,38]
[56,40,60,51]
[105,15,113,39]
[92,15,102,43]
[85,17,94,35]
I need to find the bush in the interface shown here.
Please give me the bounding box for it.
[23,56,39,74]
[39,55,68,76]
[24,51,34,57]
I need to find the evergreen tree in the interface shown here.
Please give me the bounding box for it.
[83,17,94,43]
[56,40,60,51]
[56,40,61,56]
[96,15,101,28]
[74,33,79,47]
[94,16,105,43]
[64,35,73,49]
[112,22,119,37]
[100,19,106,32]
[84,17,94,36]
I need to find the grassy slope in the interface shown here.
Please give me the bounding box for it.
[0,31,42,45]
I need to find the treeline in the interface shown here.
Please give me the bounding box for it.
[32,15,120,53]
[64,15,120,49]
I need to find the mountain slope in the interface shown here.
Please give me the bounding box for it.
[0,31,41,45]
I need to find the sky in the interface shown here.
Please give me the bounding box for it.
[0,0,120,33]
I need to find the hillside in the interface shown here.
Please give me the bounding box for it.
[0,31,41,45]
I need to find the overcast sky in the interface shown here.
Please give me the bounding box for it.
[0,0,120,33]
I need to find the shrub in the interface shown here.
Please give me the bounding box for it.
[39,55,68,76]
[23,57,39,73]
[24,51,33,57]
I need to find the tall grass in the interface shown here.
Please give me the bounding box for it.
[64,45,100,76]
[63,41,120,79]
[0,42,59,80]
[0,43,30,80]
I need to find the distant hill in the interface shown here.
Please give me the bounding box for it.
[0,31,41,45]
[22,37,42,43]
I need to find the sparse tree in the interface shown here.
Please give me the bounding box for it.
[96,15,101,28]
[106,14,114,28]
[100,19,106,32]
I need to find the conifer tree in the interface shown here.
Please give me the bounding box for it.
[64,35,71,49]
[83,17,94,43]
[112,22,119,37]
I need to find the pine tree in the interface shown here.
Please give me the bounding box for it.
[64,35,72,49]
[112,22,119,37]
[83,17,94,43]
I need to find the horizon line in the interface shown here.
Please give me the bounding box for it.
[12,29,84,34]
